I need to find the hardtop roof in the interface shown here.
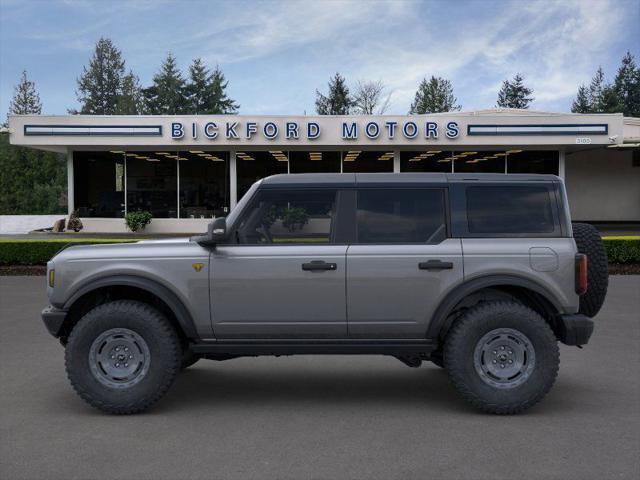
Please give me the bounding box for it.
[260,172,560,187]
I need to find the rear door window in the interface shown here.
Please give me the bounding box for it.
[466,185,556,234]
[356,189,447,244]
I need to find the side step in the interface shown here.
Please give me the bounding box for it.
[191,339,437,356]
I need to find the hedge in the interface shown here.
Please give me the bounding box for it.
[602,236,640,264]
[1,236,639,266]
[0,239,139,265]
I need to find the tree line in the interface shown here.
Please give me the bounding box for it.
[1,37,639,215]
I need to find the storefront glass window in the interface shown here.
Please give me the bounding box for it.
[237,151,289,200]
[400,151,453,172]
[126,152,177,218]
[454,151,506,173]
[342,150,394,173]
[73,151,125,217]
[506,150,559,174]
[178,151,230,218]
[289,151,341,173]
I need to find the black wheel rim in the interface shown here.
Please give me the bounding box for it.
[89,328,151,389]
[473,328,536,389]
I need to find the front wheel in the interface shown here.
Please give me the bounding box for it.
[444,301,559,414]
[65,300,182,414]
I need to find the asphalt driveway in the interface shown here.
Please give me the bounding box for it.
[1,275,638,480]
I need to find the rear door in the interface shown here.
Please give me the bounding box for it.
[210,187,348,338]
[346,187,463,338]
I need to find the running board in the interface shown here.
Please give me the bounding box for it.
[191,339,438,356]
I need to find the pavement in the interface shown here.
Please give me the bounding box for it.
[0,276,638,480]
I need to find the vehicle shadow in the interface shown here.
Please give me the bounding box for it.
[157,360,473,414]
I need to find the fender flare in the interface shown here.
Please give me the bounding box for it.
[62,274,198,339]
[426,274,564,339]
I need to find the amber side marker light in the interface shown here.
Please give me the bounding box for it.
[48,269,55,288]
[575,254,588,295]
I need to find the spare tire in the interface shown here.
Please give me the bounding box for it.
[572,223,608,317]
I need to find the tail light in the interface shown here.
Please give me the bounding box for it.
[575,254,588,295]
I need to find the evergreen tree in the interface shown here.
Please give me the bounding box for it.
[143,53,188,114]
[496,73,534,109]
[9,70,42,116]
[613,51,640,117]
[1,72,66,214]
[409,76,460,114]
[185,59,239,114]
[207,65,239,114]
[587,67,607,112]
[116,71,144,115]
[75,37,126,114]
[571,85,591,113]
[315,73,353,115]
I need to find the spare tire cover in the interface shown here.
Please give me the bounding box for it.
[572,223,608,317]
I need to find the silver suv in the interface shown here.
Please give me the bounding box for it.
[42,173,608,414]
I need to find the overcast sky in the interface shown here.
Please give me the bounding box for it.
[1,0,638,117]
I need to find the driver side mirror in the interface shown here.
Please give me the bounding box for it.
[194,217,227,247]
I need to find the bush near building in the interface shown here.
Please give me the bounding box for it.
[0,237,638,267]
[0,239,139,265]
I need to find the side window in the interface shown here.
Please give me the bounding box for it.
[466,185,556,234]
[356,189,447,244]
[235,189,337,244]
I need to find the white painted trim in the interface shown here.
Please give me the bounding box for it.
[393,150,400,173]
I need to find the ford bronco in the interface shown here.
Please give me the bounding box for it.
[42,173,608,414]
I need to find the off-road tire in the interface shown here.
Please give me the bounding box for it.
[572,222,608,317]
[65,300,182,414]
[444,301,559,414]
[181,350,201,369]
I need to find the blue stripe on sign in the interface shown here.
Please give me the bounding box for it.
[467,124,608,136]
[24,125,163,136]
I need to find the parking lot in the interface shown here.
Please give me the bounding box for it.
[1,275,638,480]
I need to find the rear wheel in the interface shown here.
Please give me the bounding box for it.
[444,301,559,414]
[65,300,182,414]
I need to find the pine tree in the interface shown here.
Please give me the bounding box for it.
[571,85,591,113]
[75,37,126,114]
[185,59,239,114]
[496,74,534,109]
[409,76,460,114]
[587,67,607,112]
[315,73,353,115]
[9,70,42,116]
[143,53,188,114]
[207,65,239,114]
[116,71,144,114]
[613,51,640,117]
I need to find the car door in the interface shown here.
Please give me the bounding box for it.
[210,187,348,339]
[346,187,463,338]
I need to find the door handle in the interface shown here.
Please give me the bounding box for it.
[419,260,454,271]
[302,260,337,271]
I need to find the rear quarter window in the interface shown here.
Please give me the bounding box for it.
[466,185,556,234]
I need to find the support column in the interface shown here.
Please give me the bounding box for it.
[393,150,400,173]
[558,148,566,179]
[66,149,74,216]
[229,150,237,210]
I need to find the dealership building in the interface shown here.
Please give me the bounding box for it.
[8,109,640,233]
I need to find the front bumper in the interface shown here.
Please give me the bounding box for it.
[557,313,594,346]
[41,306,68,338]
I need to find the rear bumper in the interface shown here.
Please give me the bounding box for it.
[557,313,594,346]
[42,306,67,338]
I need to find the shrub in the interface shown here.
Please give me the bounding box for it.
[0,239,139,265]
[602,236,640,264]
[125,211,152,232]
[66,210,83,232]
